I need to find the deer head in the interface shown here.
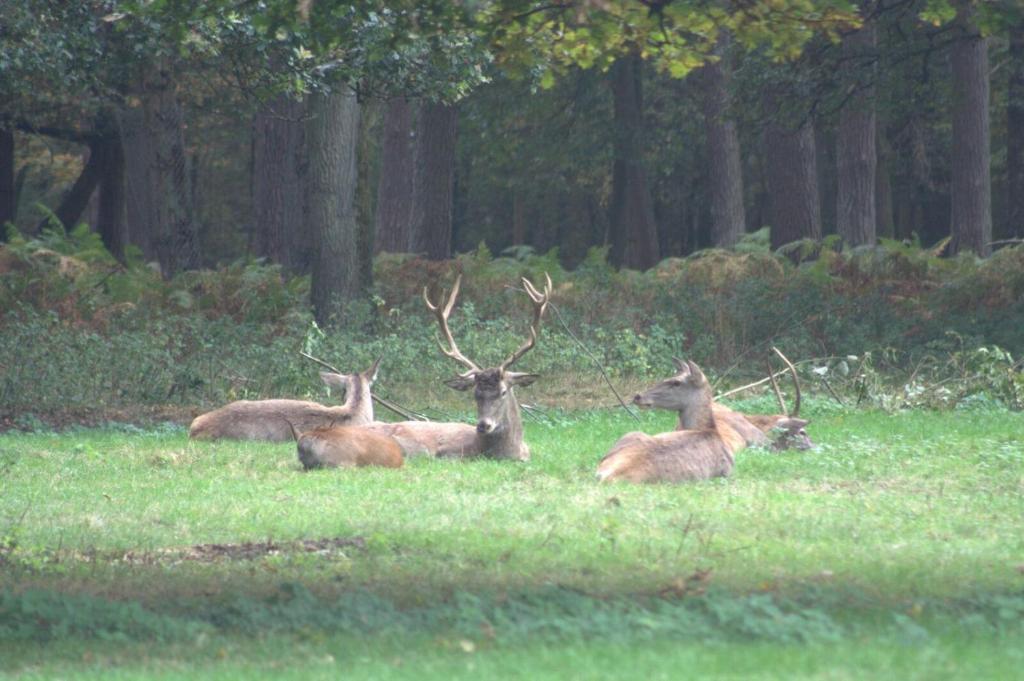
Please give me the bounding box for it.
[764,347,811,450]
[633,358,712,413]
[424,274,551,448]
[317,356,381,396]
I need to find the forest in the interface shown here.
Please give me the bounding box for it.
[2,1,1024,679]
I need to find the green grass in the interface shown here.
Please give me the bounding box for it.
[1,403,1023,678]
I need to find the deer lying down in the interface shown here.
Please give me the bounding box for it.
[597,360,734,483]
[361,273,552,461]
[188,358,380,442]
[635,355,812,452]
[273,413,403,469]
[360,421,477,458]
[289,423,404,470]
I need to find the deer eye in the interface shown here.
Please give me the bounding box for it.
[667,379,682,387]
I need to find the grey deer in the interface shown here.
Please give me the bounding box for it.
[597,360,736,483]
[362,274,551,461]
[189,358,380,441]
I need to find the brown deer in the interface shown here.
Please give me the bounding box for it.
[597,360,735,483]
[634,350,812,451]
[188,358,380,442]
[279,417,403,470]
[361,274,552,461]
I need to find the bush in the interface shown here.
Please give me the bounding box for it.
[2,234,1023,417]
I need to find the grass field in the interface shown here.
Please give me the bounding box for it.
[1,400,1023,679]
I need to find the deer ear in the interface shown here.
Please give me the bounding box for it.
[444,373,477,391]
[505,372,539,387]
[364,356,382,383]
[671,357,687,372]
[320,372,349,392]
[685,361,706,383]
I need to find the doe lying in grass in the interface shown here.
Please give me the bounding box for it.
[636,352,812,452]
[188,358,380,442]
[598,360,735,483]
[282,418,404,470]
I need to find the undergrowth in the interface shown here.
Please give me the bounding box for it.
[1,226,1023,417]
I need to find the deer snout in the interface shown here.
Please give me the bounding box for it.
[477,419,497,434]
[633,393,651,407]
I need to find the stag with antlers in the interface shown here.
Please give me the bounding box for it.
[361,274,552,461]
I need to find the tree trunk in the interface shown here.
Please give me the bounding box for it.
[0,128,14,237]
[409,102,458,260]
[700,38,746,247]
[94,110,127,261]
[39,141,102,233]
[306,89,364,326]
[374,97,415,253]
[117,104,152,257]
[836,21,877,248]
[356,98,381,294]
[511,191,527,246]
[251,95,307,272]
[118,66,200,275]
[1008,23,1024,237]
[875,128,895,240]
[763,94,822,249]
[949,5,991,257]
[608,54,660,269]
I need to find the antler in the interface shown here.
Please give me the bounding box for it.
[771,346,801,417]
[766,358,787,414]
[500,273,553,371]
[423,275,480,373]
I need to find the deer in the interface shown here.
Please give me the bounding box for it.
[360,274,552,461]
[633,349,812,452]
[188,358,380,442]
[597,360,735,483]
[278,417,404,470]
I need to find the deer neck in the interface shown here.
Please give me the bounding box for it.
[476,390,525,459]
[676,387,716,432]
[339,374,373,423]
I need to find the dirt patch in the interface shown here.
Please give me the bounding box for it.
[118,537,367,564]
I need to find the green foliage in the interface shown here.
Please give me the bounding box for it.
[2,239,1023,416]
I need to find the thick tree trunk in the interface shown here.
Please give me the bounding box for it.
[251,95,307,272]
[374,97,415,253]
[836,21,877,248]
[306,89,364,325]
[875,129,895,240]
[949,6,991,257]
[609,54,660,269]
[94,110,127,261]
[118,67,200,274]
[763,93,822,249]
[356,98,381,294]
[117,105,152,257]
[409,102,457,260]
[1008,24,1024,237]
[0,128,14,237]
[700,38,746,247]
[511,191,527,246]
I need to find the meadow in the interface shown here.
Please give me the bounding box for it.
[1,400,1023,679]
